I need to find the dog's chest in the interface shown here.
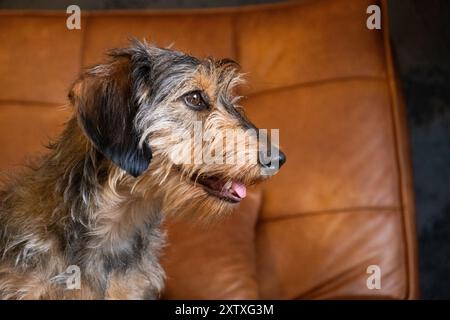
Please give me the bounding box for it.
[63,211,166,299]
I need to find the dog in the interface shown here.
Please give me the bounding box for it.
[0,40,285,299]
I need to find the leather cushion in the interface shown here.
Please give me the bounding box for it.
[82,13,234,66]
[0,15,83,104]
[256,209,406,299]
[0,103,71,171]
[237,0,386,95]
[162,189,262,299]
[244,79,399,219]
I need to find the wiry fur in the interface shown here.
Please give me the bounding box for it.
[0,40,283,299]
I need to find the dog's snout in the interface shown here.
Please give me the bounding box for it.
[258,148,286,171]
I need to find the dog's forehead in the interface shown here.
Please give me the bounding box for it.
[193,68,218,98]
[188,59,239,99]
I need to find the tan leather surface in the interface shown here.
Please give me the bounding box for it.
[237,0,386,95]
[162,189,262,299]
[0,103,71,170]
[0,0,419,299]
[256,210,406,299]
[245,80,399,218]
[82,14,234,66]
[0,16,83,104]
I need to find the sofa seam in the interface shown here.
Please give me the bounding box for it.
[245,75,387,99]
[258,206,400,224]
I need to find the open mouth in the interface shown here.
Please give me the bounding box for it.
[192,175,247,203]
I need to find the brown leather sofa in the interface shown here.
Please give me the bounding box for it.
[0,0,419,299]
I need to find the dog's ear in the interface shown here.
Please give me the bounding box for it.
[68,55,152,177]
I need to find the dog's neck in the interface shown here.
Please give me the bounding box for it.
[38,117,165,291]
[0,116,166,297]
[19,117,164,261]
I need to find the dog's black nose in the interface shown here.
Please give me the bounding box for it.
[258,149,286,170]
[278,150,286,168]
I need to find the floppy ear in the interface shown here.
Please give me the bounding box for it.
[68,55,152,177]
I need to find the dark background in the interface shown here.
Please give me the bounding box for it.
[388,0,450,299]
[1,0,449,299]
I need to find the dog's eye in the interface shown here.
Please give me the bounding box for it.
[182,91,209,111]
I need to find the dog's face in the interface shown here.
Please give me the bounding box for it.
[69,40,285,216]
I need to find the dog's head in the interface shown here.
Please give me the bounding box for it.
[69,40,285,215]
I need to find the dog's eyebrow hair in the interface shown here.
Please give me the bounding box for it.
[219,95,256,131]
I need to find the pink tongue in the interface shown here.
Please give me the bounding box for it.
[231,181,247,199]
